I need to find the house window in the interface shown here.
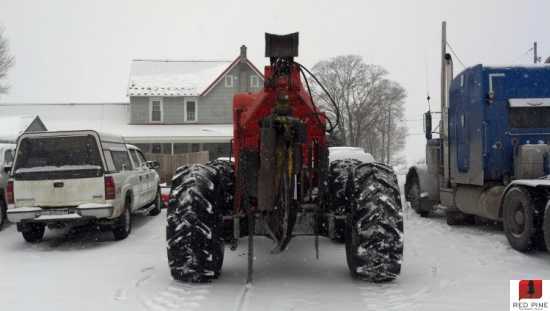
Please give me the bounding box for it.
[225,75,235,88]
[150,98,163,123]
[149,143,172,154]
[152,143,162,154]
[174,143,189,154]
[250,75,260,88]
[185,100,197,122]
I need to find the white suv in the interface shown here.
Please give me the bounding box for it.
[6,130,161,242]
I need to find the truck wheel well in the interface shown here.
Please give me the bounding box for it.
[499,185,547,218]
[125,191,133,206]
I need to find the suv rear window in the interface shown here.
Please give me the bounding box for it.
[13,135,103,180]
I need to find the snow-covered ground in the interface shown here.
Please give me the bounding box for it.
[1,177,549,311]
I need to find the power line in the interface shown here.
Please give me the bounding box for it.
[446,41,467,69]
[510,46,534,64]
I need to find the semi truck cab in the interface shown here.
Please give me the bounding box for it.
[405,37,550,252]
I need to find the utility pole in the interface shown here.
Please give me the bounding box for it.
[534,41,542,64]
[441,21,450,188]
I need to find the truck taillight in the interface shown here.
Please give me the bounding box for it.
[104,176,115,200]
[6,180,14,204]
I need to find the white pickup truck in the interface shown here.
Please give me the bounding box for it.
[6,130,161,242]
[0,143,16,230]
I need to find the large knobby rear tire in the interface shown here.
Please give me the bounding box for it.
[166,162,230,283]
[345,162,403,282]
[206,159,234,216]
[328,159,362,242]
[502,186,543,252]
[206,159,236,242]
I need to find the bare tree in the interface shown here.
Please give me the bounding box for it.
[0,26,15,94]
[311,55,407,164]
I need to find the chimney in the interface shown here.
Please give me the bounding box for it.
[240,45,247,59]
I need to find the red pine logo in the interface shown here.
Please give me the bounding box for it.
[519,280,543,300]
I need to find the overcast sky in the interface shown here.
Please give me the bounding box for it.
[0,0,548,163]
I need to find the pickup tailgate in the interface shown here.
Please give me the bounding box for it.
[11,133,107,208]
[14,175,105,207]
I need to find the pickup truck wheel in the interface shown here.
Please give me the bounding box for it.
[167,163,225,283]
[503,186,538,252]
[113,199,132,241]
[345,162,403,282]
[21,223,45,243]
[148,189,162,216]
[0,199,5,231]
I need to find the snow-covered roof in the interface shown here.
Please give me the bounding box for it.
[128,60,232,97]
[0,103,232,143]
[0,115,45,143]
[329,147,375,163]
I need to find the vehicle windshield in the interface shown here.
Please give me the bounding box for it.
[14,135,103,173]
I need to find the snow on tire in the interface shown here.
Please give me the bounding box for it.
[328,159,362,241]
[345,162,403,282]
[166,163,226,283]
[205,159,234,216]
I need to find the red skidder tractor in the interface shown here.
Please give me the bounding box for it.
[166,33,403,283]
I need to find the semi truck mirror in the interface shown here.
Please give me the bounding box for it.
[424,111,433,140]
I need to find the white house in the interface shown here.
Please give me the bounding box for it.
[0,46,264,160]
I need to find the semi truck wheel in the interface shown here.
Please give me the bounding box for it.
[166,163,226,282]
[21,223,45,243]
[345,162,403,282]
[328,159,361,242]
[407,179,430,218]
[502,186,539,252]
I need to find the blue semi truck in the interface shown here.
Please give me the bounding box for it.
[405,22,550,252]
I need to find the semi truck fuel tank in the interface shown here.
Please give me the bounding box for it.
[514,144,550,179]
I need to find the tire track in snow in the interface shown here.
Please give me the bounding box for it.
[139,283,211,311]
[234,283,252,311]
